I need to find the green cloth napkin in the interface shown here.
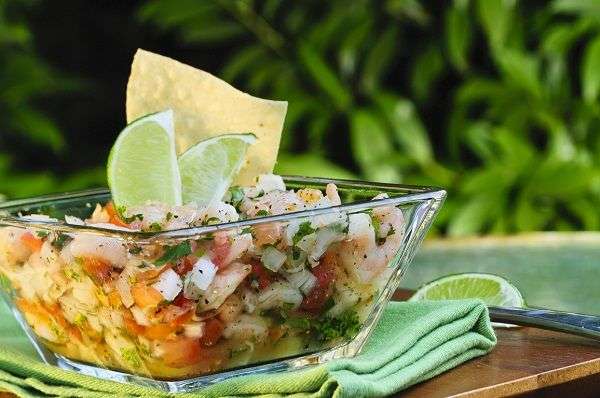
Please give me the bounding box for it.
[0,299,496,398]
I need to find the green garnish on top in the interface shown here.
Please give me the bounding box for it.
[155,241,192,266]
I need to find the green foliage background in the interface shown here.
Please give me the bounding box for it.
[2,0,600,236]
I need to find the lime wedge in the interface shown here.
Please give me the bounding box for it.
[107,110,182,211]
[178,133,256,205]
[409,272,525,307]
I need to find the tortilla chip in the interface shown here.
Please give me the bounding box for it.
[126,49,287,185]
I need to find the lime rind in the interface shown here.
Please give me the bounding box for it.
[408,272,525,307]
[107,109,182,210]
[178,133,256,206]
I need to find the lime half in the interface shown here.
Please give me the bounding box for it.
[107,110,182,211]
[178,133,256,206]
[409,272,525,307]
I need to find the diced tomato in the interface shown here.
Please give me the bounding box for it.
[174,257,194,276]
[104,202,129,228]
[131,284,164,308]
[268,325,287,342]
[137,264,171,281]
[81,257,113,284]
[123,312,146,335]
[160,338,203,368]
[199,318,224,346]
[210,237,231,267]
[107,290,123,308]
[301,253,336,313]
[144,323,175,340]
[21,232,43,252]
[172,294,195,308]
[251,262,272,290]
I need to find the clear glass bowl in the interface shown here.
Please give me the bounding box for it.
[0,176,445,392]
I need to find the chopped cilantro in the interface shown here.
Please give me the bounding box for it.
[202,216,221,225]
[329,221,349,234]
[122,213,143,223]
[291,246,302,260]
[229,186,245,209]
[36,230,49,239]
[293,221,316,245]
[148,222,162,232]
[165,212,173,222]
[155,241,192,266]
[322,297,336,312]
[256,209,270,217]
[73,313,87,327]
[286,310,361,343]
[120,347,142,368]
[128,246,142,255]
[241,226,253,235]
[51,233,72,250]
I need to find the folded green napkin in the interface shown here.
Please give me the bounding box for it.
[0,299,496,398]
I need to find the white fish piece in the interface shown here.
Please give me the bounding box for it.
[222,314,269,341]
[69,234,128,268]
[257,281,303,310]
[196,262,252,312]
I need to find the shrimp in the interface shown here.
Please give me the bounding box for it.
[241,190,305,216]
[338,205,404,284]
[0,227,32,268]
[326,183,341,206]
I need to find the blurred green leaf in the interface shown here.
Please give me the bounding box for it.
[374,93,433,165]
[298,41,352,110]
[582,35,600,104]
[275,153,356,179]
[411,46,444,101]
[445,5,472,72]
[360,26,398,94]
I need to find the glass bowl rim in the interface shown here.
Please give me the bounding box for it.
[0,176,446,243]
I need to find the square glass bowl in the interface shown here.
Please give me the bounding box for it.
[0,177,445,392]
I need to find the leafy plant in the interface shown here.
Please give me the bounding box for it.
[0,0,104,200]
[138,0,600,236]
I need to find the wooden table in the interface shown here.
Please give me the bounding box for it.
[392,290,600,397]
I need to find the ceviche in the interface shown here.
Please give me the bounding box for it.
[0,174,405,379]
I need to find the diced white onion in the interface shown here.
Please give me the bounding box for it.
[257,174,286,193]
[183,256,217,299]
[327,283,360,317]
[284,269,317,295]
[296,232,317,253]
[184,322,205,338]
[19,214,58,222]
[257,281,303,310]
[64,215,85,225]
[261,246,286,272]
[309,228,345,263]
[130,305,151,326]
[116,267,136,308]
[151,269,183,301]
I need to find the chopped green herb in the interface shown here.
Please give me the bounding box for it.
[329,221,349,234]
[36,230,49,239]
[198,232,214,241]
[122,213,143,223]
[155,241,192,266]
[256,209,270,217]
[229,186,245,209]
[148,222,162,232]
[63,268,81,281]
[51,233,73,250]
[370,215,381,238]
[286,310,361,343]
[292,246,302,260]
[120,347,142,368]
[73,313,87,327]
[202,216,221,225]
[128,246,143,255]
[322,296,336,312]
[165,212,173,222]
[241,226,253,235]
[293,221,316,245]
